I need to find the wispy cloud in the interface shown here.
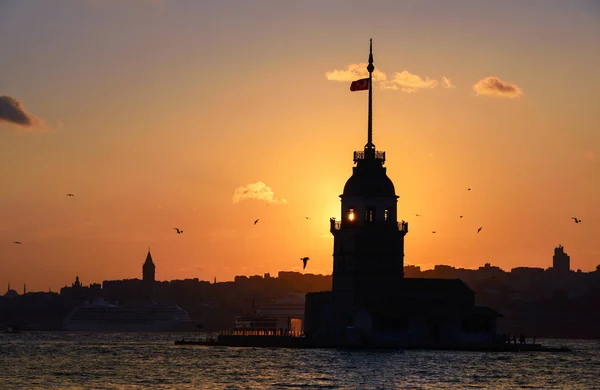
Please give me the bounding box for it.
[442,77,455,89]
[326,64,444,94]
[232,181,287,205]
[473,76,523,98]
[325,62,387,82]
[0,94,44,130]
[389,70,438,90]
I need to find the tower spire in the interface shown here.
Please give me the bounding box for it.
[366,38,375,151]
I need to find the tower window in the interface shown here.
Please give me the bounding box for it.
[366,208,375,222]
[347,209,355,222]
[384,209,389,221]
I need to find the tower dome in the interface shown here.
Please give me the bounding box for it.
[342,151,396,198]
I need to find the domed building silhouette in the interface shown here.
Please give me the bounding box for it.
[303,40,501,347]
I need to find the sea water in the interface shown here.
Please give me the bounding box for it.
[1,332,599,389]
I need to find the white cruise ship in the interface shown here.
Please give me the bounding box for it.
[63,298,193,332]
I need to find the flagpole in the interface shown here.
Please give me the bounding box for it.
[366,38,375,151]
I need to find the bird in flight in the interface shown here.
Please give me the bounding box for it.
[301,257,310,269]
[173,228,183,234]
[13,241,22,244]
[432,231,436,234]
[66,193,74,197]
[477,227,483,233]
[415,214,422,217]
[572,217,581,224]
[305,217,311,220]
[459,216,463,219]
[254,219,259,225]
[467,188,471,191]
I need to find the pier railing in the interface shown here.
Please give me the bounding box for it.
[219,329,303,338]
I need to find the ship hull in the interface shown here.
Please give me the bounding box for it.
[63,303,195,332]
[64,320,195,332]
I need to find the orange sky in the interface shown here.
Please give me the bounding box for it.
[0,1,599,292]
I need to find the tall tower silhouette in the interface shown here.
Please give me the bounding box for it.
[304,40,501,347]
[329,39,408,311]
[142,247,156,286]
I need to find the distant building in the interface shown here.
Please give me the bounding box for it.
[142,248,156,286]
[552,245,570,274]
[72,276,82,288]
[304,42,501,347]
[4,283,19,299]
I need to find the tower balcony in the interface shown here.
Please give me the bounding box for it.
[398,220,408,233]
[353,150,386,163]
[330,219,408,233]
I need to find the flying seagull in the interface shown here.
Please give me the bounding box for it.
[301,257,310,269]
[477,227,483,233]
[13,241,21,244]
[467,188,471,191]
[254,219,259,225]
[572,217,581,224]
[66,193,75,197]
[173,228,183,234]
[432,231,436,234]
[305,217,311,220]
[415,214,422,217]
[459,216,463,218]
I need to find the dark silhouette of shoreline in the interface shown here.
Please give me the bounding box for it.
[2,261,599,338]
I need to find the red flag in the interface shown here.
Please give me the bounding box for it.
[350,78,370,91]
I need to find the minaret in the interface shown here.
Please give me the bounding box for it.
[330,39,409,311]
[142,247,156,285]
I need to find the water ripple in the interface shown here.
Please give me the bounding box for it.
[0,333,598,389]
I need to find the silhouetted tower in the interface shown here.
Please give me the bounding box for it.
[23,283,26,295]
[329,39,409,309]
[72,276,82,288]
[143,248,156,286]
[553,245,570,274]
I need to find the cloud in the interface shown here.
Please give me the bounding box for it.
[325,62,387,82]
[326,64,443,94]
[389,70,438,90]
[0,94,41,128]
[232,181,287,205]
[442,77,455,89]
[473,76,523,98]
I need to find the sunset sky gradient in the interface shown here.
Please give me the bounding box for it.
[1,0,599,292]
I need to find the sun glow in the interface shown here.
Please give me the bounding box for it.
[348,209,355,221]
